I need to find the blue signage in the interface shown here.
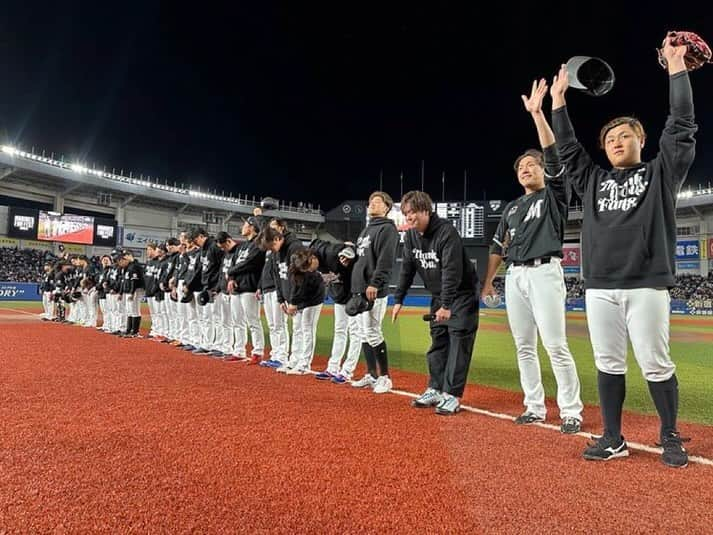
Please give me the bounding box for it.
[0,282,41,301]
[676,240,700,260]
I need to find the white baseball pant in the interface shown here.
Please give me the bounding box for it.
[326,302,362,379]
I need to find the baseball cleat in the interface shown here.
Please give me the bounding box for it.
[582,435,629,461]
[351,374,377,389]
[514,412,545,425]
[247,355,262,365]
[330,374,348,384]
[372,375,392,394]
[658,431,690,468]
[285,367,310,375]
[315,370,335,381]
[560,417,582,434]
[412,388,444,408]
[435,393,461,415]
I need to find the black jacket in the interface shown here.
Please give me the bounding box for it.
[259,251,277,292]
[143,258,161,297]
[351,216,399,298]
[310,239,355,304]
[290,270,326,310]
[227,237,266,294]
[552,72,697,289]
[394,213,478,308]
[183,248,203,293]
[97,266,111,299]
[218,243,239,293]
[121,260,145,294]
[274,231,306,304]
[200,237,224,291]
[160,252,179,291]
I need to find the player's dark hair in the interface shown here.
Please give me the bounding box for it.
[259,226,283,251]
[401,190,433,213]
[166,237,180,247]
[216,231,231,244]
[288,248,314,284]
[599,116,646,148]
[270,218,288,232]
[189,228,207,241]
[513,149,544,173]
[369,191,394,211]
[146,241,158,249]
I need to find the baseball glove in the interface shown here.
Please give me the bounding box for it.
[657,31,712,71]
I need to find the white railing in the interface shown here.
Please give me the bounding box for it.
[0,145,322,216]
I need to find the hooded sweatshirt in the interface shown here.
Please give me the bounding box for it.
[350,216,398,298]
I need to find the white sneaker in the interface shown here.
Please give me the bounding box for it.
[351,374,377,388]
[276,365,292,374]
[373,375,392,394]
[285,367,309,375]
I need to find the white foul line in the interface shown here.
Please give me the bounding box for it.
[389,388,713,467]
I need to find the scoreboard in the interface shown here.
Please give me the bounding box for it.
[434,202,485,240]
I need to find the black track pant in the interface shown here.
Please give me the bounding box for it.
[425,294,478,397]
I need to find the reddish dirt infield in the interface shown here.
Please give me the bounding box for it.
[2,320,713,533]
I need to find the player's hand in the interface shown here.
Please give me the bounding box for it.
[255,289,262,301]
[550,64,569,108]
[434,307,451,322]
[286,304,298,316]
[365,285,378,301]
[480,282,497,301]
[227,280,236,294]
[391,303,402,323]
[661,34,687,72]
[521,78,548,115]
[280,302,289,314]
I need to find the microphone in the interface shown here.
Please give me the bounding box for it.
[422,314,436,321]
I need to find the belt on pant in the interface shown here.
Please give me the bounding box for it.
[512,257,552,267]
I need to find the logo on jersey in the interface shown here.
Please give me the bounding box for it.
[523,199,544,223]
[597,168,648,213]
[234,249,250,266]
[278,261,289,280]
[508,205,518,216]
[356,235,371,257]
[413,249,440,270]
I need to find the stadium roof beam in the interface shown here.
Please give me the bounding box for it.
[0,166,16,181]
[223,212,237,225]
[176,204,189,215]
[63,183,82,195]
[121,194,139,208]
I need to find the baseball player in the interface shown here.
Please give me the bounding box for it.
[118,250,144,338]
[96,255,113,331]
[310,239,361,384]
[257,246,288,368]
[393,191,479,415]
[192,228,224,355]
[283,248,325,375]
[144,243,161,338]
[181,235,204,351]
[40,262,55,320]
[259,221,307,373]
[152,243,169,341]
[215,231,240,358]
[227,217,266,364]
[160,238,182,343]
[481,79,584,433]
[350,191,399,394]
[550,36,696,467]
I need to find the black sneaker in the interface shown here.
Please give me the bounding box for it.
[560,417,582,434]
[514,412,545,425]
[583,435,629,461]
[658,431,690,468]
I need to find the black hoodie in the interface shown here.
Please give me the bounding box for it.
[227,236,266,294]
[289,270,326,309]
[218,243,239,293]
[310,239,355,304]
[121,260,144,294]
[552,72,696,289]
[394,213,478,308]
[199,237,224,291]
[351,216,398,298]
[143,258,161,297]
[160,251,179,291]
[183,248,203,293]
[273,231,306,304]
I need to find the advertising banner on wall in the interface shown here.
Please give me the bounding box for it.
[562,244,580,266]
[675,240,700,260]
[0,282,40,301]
[122,227,170,248]
[0,236,19,248]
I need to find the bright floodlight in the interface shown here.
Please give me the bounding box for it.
[71,164,87,174]
[1,145,17,155]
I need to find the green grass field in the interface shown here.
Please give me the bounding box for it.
[4,300,712,425]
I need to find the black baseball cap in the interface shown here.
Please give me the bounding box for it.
[243,216,262,232]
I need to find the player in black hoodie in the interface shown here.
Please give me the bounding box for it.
[393,191,479,415]
[118,250,144,337]
[259,221,308,373]
[227,217,267,364]
[310,239,360,384]
[191,228,224,355]
[350,191,399,394]
[282,248,326,375]
[551,37,696,467]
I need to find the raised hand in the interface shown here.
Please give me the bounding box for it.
[521,78,548,114]
[550,64,569,98]
[661,32,687,74]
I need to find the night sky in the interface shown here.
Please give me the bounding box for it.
[2,2,713,210]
